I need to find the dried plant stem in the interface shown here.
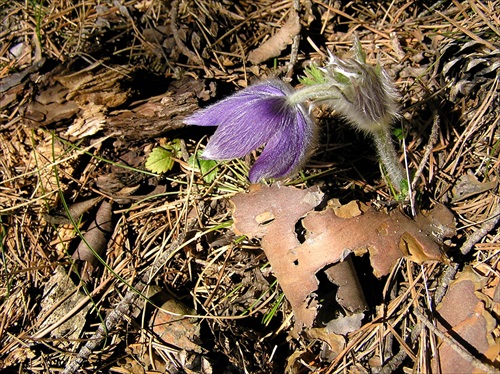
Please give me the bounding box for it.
[460,198,500,255]
[62,225,193,374]
[414,308,499,374]
[375,323,422,374]
[372,128,405,193]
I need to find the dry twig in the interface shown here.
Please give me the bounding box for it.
[414,308,499,374]
[62,222,195,374]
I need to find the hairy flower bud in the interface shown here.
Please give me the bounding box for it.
[322,43,400,134]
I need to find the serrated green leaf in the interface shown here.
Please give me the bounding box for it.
[299,64,326,86]
[169,138,182,154]
[145,146,174,173]
[189,150,219,183]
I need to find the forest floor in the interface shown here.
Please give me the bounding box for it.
[1,0,499,373]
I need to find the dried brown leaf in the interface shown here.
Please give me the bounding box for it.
[151,298,203,353]
[452,173,498,202]
[306,327,346,359]
[72,200,113,271]
[44,196,103,225]
[325,312,365,336]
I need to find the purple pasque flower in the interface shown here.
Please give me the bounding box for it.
[184,79,315,183]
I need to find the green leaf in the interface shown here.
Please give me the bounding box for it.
[392,127,405,140]
[169,138,182,154]
[299,64,327,85]
[145,146,175,173]
[188,150,219,183]
[397,179,410,201]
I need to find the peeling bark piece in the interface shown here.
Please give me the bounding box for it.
[324,256,367,314]
[301,203,448,277]
[105,91,197,140]
[432,270,499,374]
[248,10,301,64]
[65,103,107,138]
[22,62,131,129]
[18,61,209,141]
[24,100,80,124]
[414,203,457,244]
[0,58,45,93]
[232,184,324,240]
[232,186,453,329]
[55,64,130,107]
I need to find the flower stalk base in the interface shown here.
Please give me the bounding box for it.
[372,128,405,192]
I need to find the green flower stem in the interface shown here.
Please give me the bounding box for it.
[371,127,405,192]
[287,83,340,106]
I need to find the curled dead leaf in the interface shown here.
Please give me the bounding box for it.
[72,200,113,279]
[44,196,103,225]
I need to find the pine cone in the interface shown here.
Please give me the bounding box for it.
[439,40,500,101]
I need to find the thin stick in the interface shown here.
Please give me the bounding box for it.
[460,198,500,255]
[414,308,499,374]
[434,262,460,305]
[62,224,194,374]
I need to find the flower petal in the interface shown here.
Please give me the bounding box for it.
[184,80,295,160]
[248,103,315,183]
[202,95,292,160]
[184,81,289,127]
